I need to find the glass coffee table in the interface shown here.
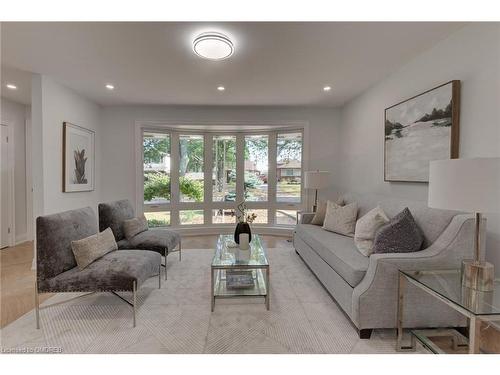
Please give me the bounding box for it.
[211,234,270,311]
[397,269,500,354]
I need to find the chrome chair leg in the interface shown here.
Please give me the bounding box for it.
[179,241,182,262]
[35,279,40,329]
[132,281,137,328]
[164,248,168,280]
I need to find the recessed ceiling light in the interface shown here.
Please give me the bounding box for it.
[217,86,225,91]
[193,32,234,60]
[6,83,17,90]
[323,86,332,92]
[105,84,115,90]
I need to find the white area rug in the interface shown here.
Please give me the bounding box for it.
[1,242,423,354]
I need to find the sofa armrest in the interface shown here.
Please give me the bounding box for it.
[351,214,478,329]
[299,212,315,224]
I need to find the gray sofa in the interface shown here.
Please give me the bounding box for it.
[293,192,480,338]
[98,200,181,279]
[35,207,162,328]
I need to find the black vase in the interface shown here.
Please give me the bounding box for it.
[234,222,252,244]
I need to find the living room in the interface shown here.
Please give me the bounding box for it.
[1,1,499,372]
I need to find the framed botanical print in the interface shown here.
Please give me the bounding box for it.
[384,80,460,182]
[63,122,95,192]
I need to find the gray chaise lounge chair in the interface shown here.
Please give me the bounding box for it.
[98,200,181,280]
[35,207,161,328]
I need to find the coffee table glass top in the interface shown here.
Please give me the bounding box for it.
[402,269,500,316]
[212,234,269,268]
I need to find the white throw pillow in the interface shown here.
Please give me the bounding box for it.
[71,228,118,270]
[354,206,389,256]
[311,197,344,226]
[322,201,358,237]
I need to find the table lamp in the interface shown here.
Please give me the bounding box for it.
[304,170,330,212]
[428,157,500,291]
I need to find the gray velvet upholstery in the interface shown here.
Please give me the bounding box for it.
[39,250,161,293]
[98,200,135,242]
[36,207,161,293]
[37,207,98,281]
[127,229,181,253]
[99,200,181,255]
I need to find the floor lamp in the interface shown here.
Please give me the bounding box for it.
[304,171,330,212]
[428,158,500,291]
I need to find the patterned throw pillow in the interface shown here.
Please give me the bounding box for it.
[372,207,423,254]
[354,206,390,256]
[123,215,149,240]
[311,197,344,225]
[71,228,118,270]
[322,201,358,237]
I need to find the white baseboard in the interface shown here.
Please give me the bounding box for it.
[15,233,30,245]
[168,225,294,238]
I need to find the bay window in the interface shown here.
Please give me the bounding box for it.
[141,128,304,228]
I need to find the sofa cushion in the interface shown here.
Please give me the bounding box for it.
[311,197,344,225]
[38,250,161,293]
[373,207,423,254]
[295,224,369,287]
[123,215,148,240]
[354,206,389,256]
[71,228,118,270]
[117,228,181,254]
[323,201,358,237]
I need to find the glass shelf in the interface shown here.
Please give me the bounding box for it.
[213,269,267,298]
[402,269,500,316]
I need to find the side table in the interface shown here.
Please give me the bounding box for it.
[397,269,500,354]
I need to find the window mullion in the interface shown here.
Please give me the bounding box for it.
[235,134,245,209]
[170,132,180,226]
[268,132,277,225]
[204,133,212,225]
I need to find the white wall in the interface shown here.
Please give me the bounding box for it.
[31,75,102,216]
[0,97,29,242]
[338,24,500,273]
[100,106,341,211]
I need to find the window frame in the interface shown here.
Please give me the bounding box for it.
[136,122,308,229]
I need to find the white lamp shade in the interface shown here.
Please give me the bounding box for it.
[304,171,330,189]
[428,158,500,213]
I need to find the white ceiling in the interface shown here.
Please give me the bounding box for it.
[1,22,466,107]
[1,65,32,105]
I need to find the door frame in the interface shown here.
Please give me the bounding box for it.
[0,121,16,248]
[25,116,34,242]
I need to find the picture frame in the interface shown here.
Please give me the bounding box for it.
[63,122,95,192]
[384,80,460,183]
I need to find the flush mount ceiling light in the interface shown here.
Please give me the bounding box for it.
[193,32,234,60]
[6,83,17,90]
[323,86,332,92]
[105,84,115,90]
[217,86,225,91]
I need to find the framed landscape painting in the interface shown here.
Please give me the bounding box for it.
[384,80,460,182]
[63,122,95,192]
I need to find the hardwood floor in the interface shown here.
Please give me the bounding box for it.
[0,242,52,328]
[0,235,290,328]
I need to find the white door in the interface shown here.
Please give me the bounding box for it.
[1,124,13,248]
